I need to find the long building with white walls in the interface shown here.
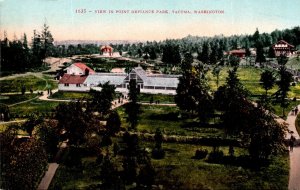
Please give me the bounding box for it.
[59,65,180,94]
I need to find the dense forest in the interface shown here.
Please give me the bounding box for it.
[1,26,299,73]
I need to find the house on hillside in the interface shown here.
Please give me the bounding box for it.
[66,62,95,75]
[100,45,113,56]
[272,40,295,57]
[59,65,180,94]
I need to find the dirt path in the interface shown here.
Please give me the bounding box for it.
[0,57,71,81]
[37,163,59,190]
[0,72,44,81]
[286,105,300,190]
[37,142,67,190]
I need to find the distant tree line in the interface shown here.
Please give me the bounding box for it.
[2,26,298,73]
[1,24,55,72]
[53,26,299,68]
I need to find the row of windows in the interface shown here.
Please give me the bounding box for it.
[64,84,87,87]
[63,84,176,90]
[144,86,176,90]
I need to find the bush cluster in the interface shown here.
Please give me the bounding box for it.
[207,150,224,163]
[151,148,165,159]
[194,149,208,159]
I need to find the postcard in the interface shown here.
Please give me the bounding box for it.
[1,0,300,190]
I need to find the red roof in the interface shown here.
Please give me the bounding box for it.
[73,63,95,74]
[229,49,246,54]
[59,74,88,84]
[273,40,294,48]
[100,45,113,50]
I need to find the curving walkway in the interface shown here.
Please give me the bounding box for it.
[285,105,300,190]
[36,96,128,190]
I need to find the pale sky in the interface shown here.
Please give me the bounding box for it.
[1,0,299,41]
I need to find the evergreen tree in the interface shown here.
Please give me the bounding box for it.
[125,79,140,130]
[255,39,266,64]
[209,43,218,65]
[228,55,240,67]
[268,46,276,58]
[276,65,293,116]
[90,82,116,116]
[214,67,249,134]
[176,53,214,123]
[198,42,211,64]
[41,23,55,58]
[162,42,181,66]
[149,47,157,60]
[212,65,222,88]
[260,70,275,96]
[106,111,121,135]
[55,101,96,146]
[128,79,139,104]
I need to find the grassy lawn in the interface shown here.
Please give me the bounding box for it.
[83,57,138,72]
[0,122,28,135]
[117,105,224,137]
[207,66,300,98]
[138,93,175,104]
[50,91,91,100]
[117,102,298,136]
[0,94,38,105]
[207,66,263,92]
[286,56,300,70]
[9,99,60,117]
[144,142,288,190]
[49,141,288,190]
[290,84,300,99]
[0,75,57,93]
[271,100,300,118]
[49,156,100,190]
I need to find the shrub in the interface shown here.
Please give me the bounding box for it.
[194,149,208,159]
[152,148,165,159]
[207,150,224,163]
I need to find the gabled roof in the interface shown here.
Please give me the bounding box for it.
[59,74,88,84]
[273,40,294,48]
[73,63,95,74]
[132,66,147,81]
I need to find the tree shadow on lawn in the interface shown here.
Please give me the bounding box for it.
[180,121,223,129]
[164,148,180,154]
[206,155,271,170]
[147,112,180,121]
